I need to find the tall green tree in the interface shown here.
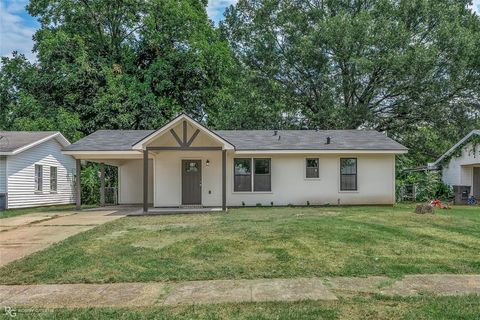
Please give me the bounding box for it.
[0,0,235,138]
[221,0,480,164]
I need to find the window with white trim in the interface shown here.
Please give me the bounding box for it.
[234,158,252,192]
[50,166,57,193]
[340,158,357,191]
[234,158,271,192]
[35,165,43,192]
[306,158,319,178]
[254,158,271,191]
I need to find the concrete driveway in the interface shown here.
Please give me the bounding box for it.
[0,210,124,267]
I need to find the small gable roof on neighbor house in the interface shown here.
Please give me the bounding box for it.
[429,129,480,169]
[64,114,407,153]
[0,131,70,155]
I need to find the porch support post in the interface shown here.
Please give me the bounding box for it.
[143,149,149,213]
[75,159,81,210]
[100,163,105,207]
[222,149,226,211]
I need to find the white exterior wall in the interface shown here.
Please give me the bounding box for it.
[442,142,480,195]
[107,119,398,207]
[226,153,395,206]
[0,156,6,193]
[149,152,396,207]
[154,151,222,207]
[6,139,76,209]
[118,160,153,204]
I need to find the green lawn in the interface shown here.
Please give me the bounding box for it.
[0,204,479,284]
[0,204,93,219]
[7,295,480,320]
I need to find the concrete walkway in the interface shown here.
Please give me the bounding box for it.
[0,275,478,308]
[0,210,123,267]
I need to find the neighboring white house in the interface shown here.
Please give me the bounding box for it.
[429,130,480,198]
[63,114,407,212]
[0,132,76,210]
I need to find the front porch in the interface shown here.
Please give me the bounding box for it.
[460,164,480,197]
[68,115,234,213]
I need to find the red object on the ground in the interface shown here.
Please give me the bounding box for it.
[431,199,446,209]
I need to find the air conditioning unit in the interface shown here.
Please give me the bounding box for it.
[453,185,471,205]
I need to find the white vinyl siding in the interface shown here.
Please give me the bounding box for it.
[6,139,76,208]
[442,142,480,196]
[442,142,480,186]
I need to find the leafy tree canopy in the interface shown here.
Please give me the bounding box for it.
[221,0,480,163]
[1,0,235,140]
[1,0,479,168]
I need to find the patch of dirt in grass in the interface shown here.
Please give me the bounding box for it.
[131,235,192,250]
[313,211,341,216]
[96,230,129,240]
[133,223,199,231]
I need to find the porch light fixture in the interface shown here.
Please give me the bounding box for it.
[206,159,210,167]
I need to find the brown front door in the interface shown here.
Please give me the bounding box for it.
[474,167,480,198]
[182,160,202,205]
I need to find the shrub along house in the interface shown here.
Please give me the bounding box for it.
[63,114,407,212]
[0,131,76,210]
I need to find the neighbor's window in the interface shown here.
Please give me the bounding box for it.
[35,165,43,192]
[254,158,271,192]
[50,166,57,193]
[306,158,319,178]
[234,158,252,191]
[340,158,357,191]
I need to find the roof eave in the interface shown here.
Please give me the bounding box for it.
[234,149,408,154]
[1,132,70,156]
[432,130,480,166]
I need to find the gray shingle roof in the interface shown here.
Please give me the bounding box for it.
[0,131,59,153]
[65,129,407,151]
[64,130,155,151]
[215,130,407,150]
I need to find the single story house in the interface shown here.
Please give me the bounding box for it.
[63,114,408,212]
[0,131,76,210]
[428,130,480,199]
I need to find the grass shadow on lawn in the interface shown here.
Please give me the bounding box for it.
[0,204,479,284]
[0,204,95,219]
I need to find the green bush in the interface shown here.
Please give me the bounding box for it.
[80,163,118,205]
[80,164,100,205]
[397,170,453,202]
